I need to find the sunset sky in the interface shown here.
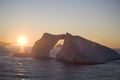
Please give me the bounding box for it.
[0,0,120,48]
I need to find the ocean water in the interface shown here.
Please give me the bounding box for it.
[0,50,120,80]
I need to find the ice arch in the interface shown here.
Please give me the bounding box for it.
[31,33,65,58]
[32,33,120,64]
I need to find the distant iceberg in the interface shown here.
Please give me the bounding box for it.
[0,45,9,52]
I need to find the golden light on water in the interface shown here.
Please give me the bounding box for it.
[18,36,27,46]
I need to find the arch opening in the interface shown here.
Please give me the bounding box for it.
[49,39,64,58]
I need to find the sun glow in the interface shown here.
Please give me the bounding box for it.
[18,36,27,46]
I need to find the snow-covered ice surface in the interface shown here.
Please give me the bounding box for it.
[0,49,120,80]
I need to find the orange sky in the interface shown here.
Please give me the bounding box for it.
[0,0,120,48]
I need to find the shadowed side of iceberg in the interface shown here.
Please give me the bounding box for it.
[56,33,120,64]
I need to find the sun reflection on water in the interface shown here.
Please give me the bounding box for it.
[20,46,25,53]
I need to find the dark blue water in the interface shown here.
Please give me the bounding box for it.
[0,51,120,80]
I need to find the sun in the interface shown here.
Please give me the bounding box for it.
[18,36,27,46]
